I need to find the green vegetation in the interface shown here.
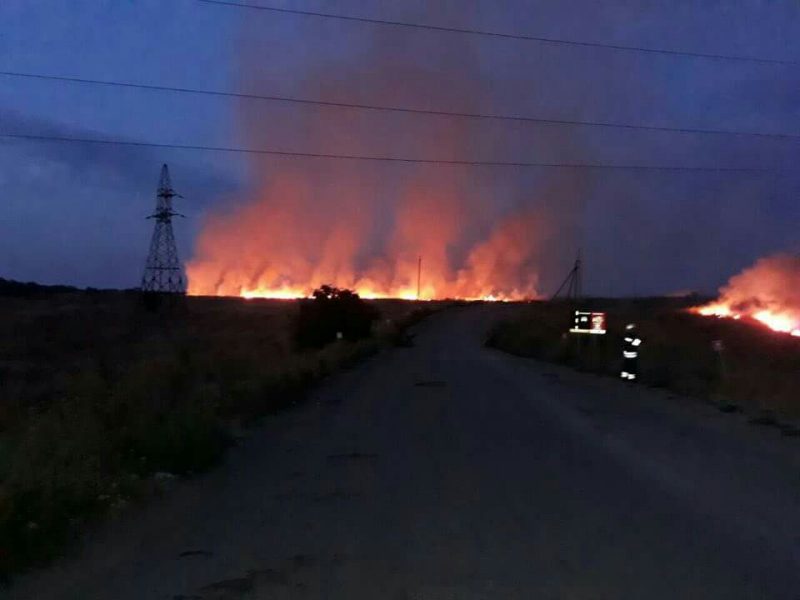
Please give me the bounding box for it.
[487,298,800,419]
[0,291,435,578]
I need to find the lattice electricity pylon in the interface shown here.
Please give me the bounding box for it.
[140,164,186,294]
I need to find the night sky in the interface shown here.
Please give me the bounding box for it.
[2,1,799,296]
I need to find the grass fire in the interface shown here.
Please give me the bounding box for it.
[693,253,800,337]
[186,186,543,302]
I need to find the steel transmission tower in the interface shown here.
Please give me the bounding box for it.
[141,164,185,293]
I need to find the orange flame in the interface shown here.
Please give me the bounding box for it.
[693,253,800,337]
[186,173,543,301]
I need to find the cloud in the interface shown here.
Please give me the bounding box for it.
[1,109,237,205]
[0,110,240,287]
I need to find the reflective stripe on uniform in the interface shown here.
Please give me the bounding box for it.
[623,351,638,358]
[632,338,642,346]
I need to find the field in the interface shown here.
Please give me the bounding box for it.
[487,298,800,421]
[0,290,435,577]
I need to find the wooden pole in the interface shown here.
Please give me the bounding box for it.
[417,256,422,300]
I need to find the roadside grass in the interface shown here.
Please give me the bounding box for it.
[487,298,800,420]
[0,292,437,578]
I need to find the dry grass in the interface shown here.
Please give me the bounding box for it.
[487,298,800,419]
[0,291,436,578]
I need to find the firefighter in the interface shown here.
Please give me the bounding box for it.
[620,323,642,381]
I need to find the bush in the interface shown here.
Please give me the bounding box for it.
[294,285,380,349]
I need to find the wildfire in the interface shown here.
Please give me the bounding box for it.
[239,285,512,302]
[201,271,529,300]
[693,253,800,337]
[219,283,522,302]
[186,172,543,302]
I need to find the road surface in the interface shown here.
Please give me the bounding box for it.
[10,305,800,599]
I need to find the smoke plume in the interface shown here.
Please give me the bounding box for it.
[187,7,586,299]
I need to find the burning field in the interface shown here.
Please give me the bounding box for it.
[186,177,544,301]
[693,253,800,337]
[184,10,588,302]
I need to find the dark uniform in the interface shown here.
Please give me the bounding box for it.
[620,324,642,381]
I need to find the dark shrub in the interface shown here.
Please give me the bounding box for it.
[294,285,379,349]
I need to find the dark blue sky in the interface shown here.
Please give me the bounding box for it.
[1,1,799,295]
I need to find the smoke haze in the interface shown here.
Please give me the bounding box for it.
[187,13,588,299]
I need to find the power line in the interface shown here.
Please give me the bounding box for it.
[3,70,797,141]
[0,132,767,172]
[197,0,800,67]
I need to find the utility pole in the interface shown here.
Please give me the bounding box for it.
[417,256,422,300]
[551,250,582,301]
[141,164,185,294]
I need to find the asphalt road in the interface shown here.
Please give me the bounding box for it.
[10,305,800,599]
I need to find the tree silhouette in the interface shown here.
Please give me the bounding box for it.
[295,285,380,348]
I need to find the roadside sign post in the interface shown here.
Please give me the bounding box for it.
[569,310,607,366]
[712,339,726,399]
[569,311,607,336]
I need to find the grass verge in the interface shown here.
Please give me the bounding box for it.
[0,292,438,579]
[487,298,800,420]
